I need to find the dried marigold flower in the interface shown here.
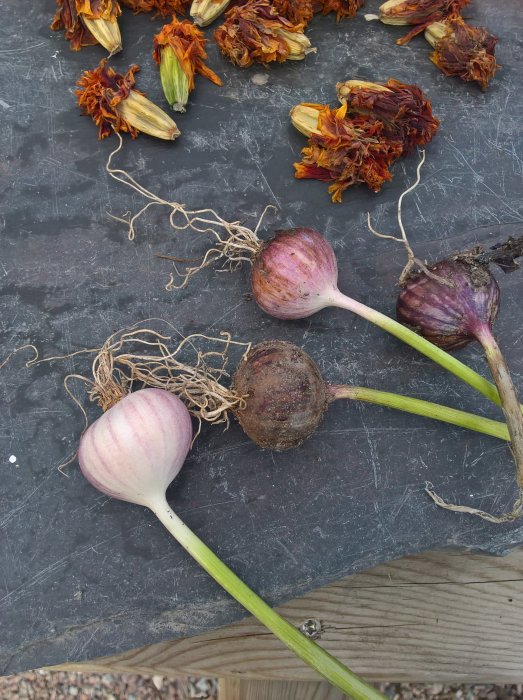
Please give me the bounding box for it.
[314,0,365,22]
[153,17,222,112]
[51,0,122,53]
[336,79,440,153]
[373,0,470,45]
[120,0,190,16]
[425,18,500,91]
[294,103,403,203]
[274,0,314,26]
[214,0,315,68]
[76,60,180,140]
[191,0,231,27]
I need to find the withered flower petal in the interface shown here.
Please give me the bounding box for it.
[314,0,365,22]
[153,17,222,111]
[378,0,470,44]
[51,0,121,52]
[426,17,500,90]
[274,0,314,26]
[120,0,190,16]
[214,0,314,68]
[336,78,440,153]
[294,104,403,203]
[75,60,180,140]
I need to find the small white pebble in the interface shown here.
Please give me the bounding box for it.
[9,455,17,464]
[152,675,164,691]
[251,73,269,86]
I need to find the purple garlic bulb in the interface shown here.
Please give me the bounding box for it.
[251,228,339,320]
[397,259,500,350]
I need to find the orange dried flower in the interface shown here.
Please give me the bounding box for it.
[51,0,121,52]
[313,0,365,22]
[294,104,403,203]
[75,60,179,140]
[120,0,189,16]
[426,17,500,91]
[336,79,440,153]
[153,16,222,111]
[214,0,314,68]
[377,0,470,45]
[274,0,314,26]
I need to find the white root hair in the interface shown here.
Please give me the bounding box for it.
[106,133,276,288]
[367,150,451,286]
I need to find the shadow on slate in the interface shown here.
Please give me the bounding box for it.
[1,0,522,677]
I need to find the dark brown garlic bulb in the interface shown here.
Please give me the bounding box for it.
[232,340,329,450]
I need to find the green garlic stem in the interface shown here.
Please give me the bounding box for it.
[328,385,510,442]
[327,289,523,412]
[476,326,523,487]
[152,498,386,700]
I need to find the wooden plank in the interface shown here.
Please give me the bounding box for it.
[218,678,347,699]
[48,549,523,683]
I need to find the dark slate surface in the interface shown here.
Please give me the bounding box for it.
[1,0,522,676]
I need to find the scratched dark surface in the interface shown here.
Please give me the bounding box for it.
[1,0,522,676]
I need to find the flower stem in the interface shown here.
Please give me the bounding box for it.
[327,289,522,412]
[328,385,510,442]
[475,326,523,487]
[152,498,386,700]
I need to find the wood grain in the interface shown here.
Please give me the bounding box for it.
[48,549,523,683]
[218,678,346,699]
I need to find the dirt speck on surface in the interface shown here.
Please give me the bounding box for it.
[251,73,269,86]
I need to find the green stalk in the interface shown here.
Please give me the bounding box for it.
[328,385,510,442]
[152,498,386,700]
[160,45,190,112]
[327,289,523,412]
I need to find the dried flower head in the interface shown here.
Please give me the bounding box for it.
[314,0,365,22]
[214,0,315,67]
[336,79,440,153]
[274,0,314,26]
[294,103,403,203]
[120,0,190,16]
[76,60,180,140]
[153,17,222,111]
[425,17,500,90]
[377,0,470,44]
[51,0,122,52]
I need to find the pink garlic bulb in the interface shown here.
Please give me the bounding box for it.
[78,388,192,507]
[251,228,339,319]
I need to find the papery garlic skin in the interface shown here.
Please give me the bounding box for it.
[251,228,339,320]
[78,389,192,507]
[397,259,500,350]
